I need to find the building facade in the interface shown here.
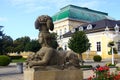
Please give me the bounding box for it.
[52,5,120,59]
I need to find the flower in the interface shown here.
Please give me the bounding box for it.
[87,65,120,80]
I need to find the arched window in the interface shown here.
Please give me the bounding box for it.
[71,28,75,33]
[79,26,83,31]
[87,24,92,30]
[60,29,62,35]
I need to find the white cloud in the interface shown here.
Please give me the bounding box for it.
[81,1,99,8]
[8,0,50,13]
[8,0,103,13]
[0,17,8,22]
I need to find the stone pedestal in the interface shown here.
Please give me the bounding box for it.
[24,68,83,80]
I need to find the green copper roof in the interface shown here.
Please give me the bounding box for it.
[52,5,114,22]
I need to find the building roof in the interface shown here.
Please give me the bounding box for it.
[63,19,120,38]
[52,5,114,22]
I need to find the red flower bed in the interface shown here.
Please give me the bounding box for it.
[88,65,120,80]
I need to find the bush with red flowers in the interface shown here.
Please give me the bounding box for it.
[88,65,120,80]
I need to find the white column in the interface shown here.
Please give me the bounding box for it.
[111,46,114,64]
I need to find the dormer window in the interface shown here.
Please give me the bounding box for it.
[79,26,83,31]
[71,28,75,33]
[87,24,92,30]
[64,28,67,34]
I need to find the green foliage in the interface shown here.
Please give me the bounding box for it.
[13,36,30,53]
[0,26,41,54]
[68,31,90,65]
[80,65,92,68]
[12,58,26,63]
[68,31,90,54]
[0,35,13,55]
[108,63,116,67]
[25,39,41,52]
[108,41,114,47]
[0,26,14,55]
[93,55,102,62]
[108,47,118,55]
[0,55,11,66]
[9,55,22,60]
[107,41,118,55]
[50,32,59,49]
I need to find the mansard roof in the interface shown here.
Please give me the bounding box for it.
[63,19,120,38]
[52,5,114,22]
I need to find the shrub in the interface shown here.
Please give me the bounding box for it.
[93,55,102,62]
[80,65,93,68]
[9,55,22,60]
[0,55,11,66]
[107,63,116,67]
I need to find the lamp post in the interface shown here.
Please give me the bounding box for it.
[105,24,119,64]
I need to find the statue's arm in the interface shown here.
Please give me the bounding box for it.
[29,49,53,66]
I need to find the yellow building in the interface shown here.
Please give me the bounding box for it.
[52,5,120,59]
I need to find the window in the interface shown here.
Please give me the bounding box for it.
[64,45,67,50]
[96,42,101,51]
[79,26,83,31]
[64,28,67,34]
[87,24,92,30]
[60,29,62,35]
[71,28,75,33]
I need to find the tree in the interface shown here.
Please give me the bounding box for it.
[0,26,13,55]
[50,32,59,49]
[0,26,4,37]
[2,36,13,54]
[0,26,4,55]
[25,39,41,52]
[68,31,90,65]
[13,36,30,53]
[108,41,118,55]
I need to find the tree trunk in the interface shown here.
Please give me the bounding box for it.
[79,54,84,65]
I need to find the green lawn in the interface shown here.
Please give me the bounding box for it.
[11,58,26,63]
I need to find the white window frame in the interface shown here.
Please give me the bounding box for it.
[79,26,83,31]
[96,42,101,52]
[87,24,92,30]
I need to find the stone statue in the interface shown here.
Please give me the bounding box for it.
[26,15,80,69]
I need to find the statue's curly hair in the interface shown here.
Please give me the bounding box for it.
[35,15,54,31]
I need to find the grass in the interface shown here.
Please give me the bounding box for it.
[11,58,26,63]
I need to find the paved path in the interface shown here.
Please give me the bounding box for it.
[0,64,23,80]
[0,60,118,80]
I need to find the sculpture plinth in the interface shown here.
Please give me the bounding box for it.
[24,68,83,80]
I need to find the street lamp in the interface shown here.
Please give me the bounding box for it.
[105,24,119,65]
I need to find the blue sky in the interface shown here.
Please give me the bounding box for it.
[0,0,120,40]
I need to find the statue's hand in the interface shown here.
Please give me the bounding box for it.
[28,61,35,68]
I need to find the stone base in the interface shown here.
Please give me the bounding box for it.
[24,68,83,80]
